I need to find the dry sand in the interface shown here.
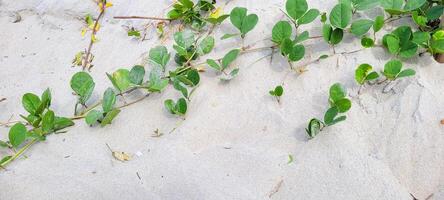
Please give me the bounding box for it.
[0,0,443,199]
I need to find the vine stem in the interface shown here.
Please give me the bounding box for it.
[82,1,107,71]
[113,16,172,21]
[0,138,38,169]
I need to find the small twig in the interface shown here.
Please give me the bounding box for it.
[82,1,107,71]
[0,97,6,102]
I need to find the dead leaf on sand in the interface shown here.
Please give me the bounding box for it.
[106,143,131,162]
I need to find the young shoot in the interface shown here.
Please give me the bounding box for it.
[306,83,351,138]
[222,7,258,39]
[269,85,284,103]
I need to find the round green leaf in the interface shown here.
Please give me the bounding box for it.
[351,19,374,36]
[329,83,347,103]
[129,65,145,85]
[274,85,284,97]
[373,15,384,32]
[198,36,215,55]
[324,106,339,125]
[70,72,95,104]
[298,9,320,25]
[272,21,292,44]
[149,46,170,69]
[288,45,305,62]
[329,3,352,29]
[330,28,344,45]
[397,69,416,78]
[361,37,374,48]
[222,49,241,69]
[230,7,247,31]
[355,63,373,85]
[22,93,41,115]
[9,123,27,148]
[286,0,308,20]
[384,60,402,79]
[102,88,116,113]
[335,98,352,113]
[85,110,102,125]
[176,98,188,115]
[399,41,418,58]
[322,24,333,43]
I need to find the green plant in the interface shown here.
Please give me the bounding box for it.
[355,63,380,85]
[306,83,351,138]
[206,49,241,80]
[269,85,284,103]
[164,98,188,116]
[382,59,416,80]
[222,7,258,39]
[167,0,218,30]
[1,89,74,167]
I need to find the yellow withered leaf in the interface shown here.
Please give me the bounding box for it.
[112,151,131,162]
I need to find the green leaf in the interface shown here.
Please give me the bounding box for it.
[129,65,145,85]
[108,69,131,92]
[21,114,41,128]
[0,140,9,148]
[330,28,344,45]
[404,0,426,11]
[324,106,339,125]
[373,15,384,32]
[355,63,373,85]
[85,110,103,125]
[322,24,333,43]
[174,30,194,49]
[230,7,247,30]
[329,83,347,103]
[383,60,402,80]
[298,9,320,25]
[272,21,293,44]
[335,98,352,113]
[240,14,258,36]
[42,110,55,133]
[175,98,187,115]
[350,19,374,36]
[412,11,427,27]
[70,72,95,104]
[100,109,121,127]
[186,69,200,86]
[36,88,51,115]
[361,37,374,48]
[432,39,444,53]
[397,69,416,78]
[286,0,308,20]
[426,5,444,21]
[412,31,430,45]
[274,85,284,97]
[173,79,188,98]
[306,118,322,138]
[295,31,310,43]
[280,38,294,55]
[207,59,221,71]
[127,29,141,38]
[148,79,169,92]
[366,72,380,81]
[399,41,418,58]
[53,117,74,131]
[221,33,240,40]
[222,49,240,69]
[353,0,380,10]
[381,0,403,10]
[288,45,305,62]
[392,26,412,44]
[329,3,352,29]
[384,34,400,54]
[179,0,194,9]
[198,36,215,55]
[102,88,116,113]
[9,123,27,148]
[164,99,176,114]
[220,68,240,81]
[149,46,170,69]
[22,93,41,115]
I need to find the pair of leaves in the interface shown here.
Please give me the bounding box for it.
[269,85,284,97]
[22,89,51,116]
[164,98,187,116]
[171,69,200,99]
[322,24,344,45]
[328,83,352,114]
[149,46,170,70]
[229,7,258,38]
[382,26,419,58]
[285,0,320,25]
[71,72,95,104]
[207,49,241,72]
[350,15,385,37]
[85,88,121,127]
[107,65,146,92]
[272,21,306,62]
[355,64,379,85]
[383,60,416,80]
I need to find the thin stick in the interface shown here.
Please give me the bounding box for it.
[82,1,107,71]
[0,138,38,169]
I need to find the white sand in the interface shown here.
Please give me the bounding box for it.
[0,0,443,199]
